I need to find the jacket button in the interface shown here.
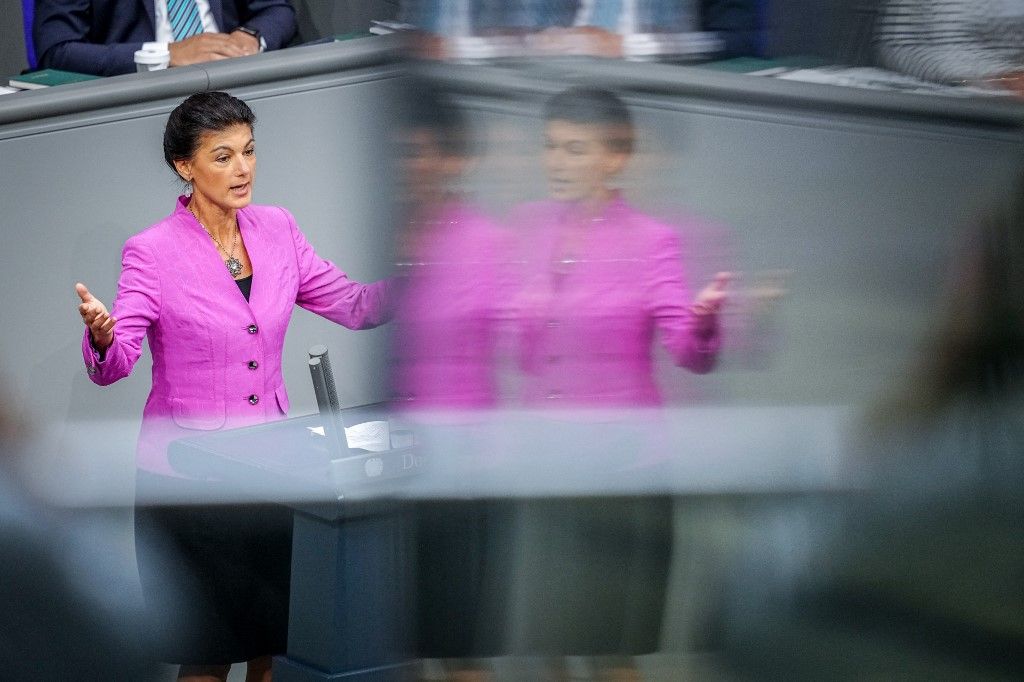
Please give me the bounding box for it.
[247,324,258,334]
[248,394,259,405]
[248,360,259,370]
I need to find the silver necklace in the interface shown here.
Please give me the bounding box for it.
[189,203,243,278]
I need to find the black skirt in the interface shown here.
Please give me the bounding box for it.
[414,499,514,658]
[506,496,673,656]
[134,471,293,665]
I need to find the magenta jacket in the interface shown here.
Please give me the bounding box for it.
[82,196,392,475]
[390,201,516,410]
[512,195,720,407]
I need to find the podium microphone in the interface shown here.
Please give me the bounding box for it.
[309,345,346,454]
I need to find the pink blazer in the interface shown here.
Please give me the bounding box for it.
[83,196,392,475]
[390,201,516,410]
[512,195,720,407]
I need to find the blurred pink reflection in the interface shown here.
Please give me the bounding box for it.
[512,87,727,408]
[390,113,516,411]
[392,201,515,409]
[512,195,723,406]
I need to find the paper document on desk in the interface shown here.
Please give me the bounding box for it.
[344,421,390,451]
[308,421,391,451]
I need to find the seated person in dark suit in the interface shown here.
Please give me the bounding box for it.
[34,0,297,77]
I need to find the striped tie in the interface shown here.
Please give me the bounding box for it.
[167,0,204,41]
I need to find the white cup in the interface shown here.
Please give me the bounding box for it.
[134,48,170,72]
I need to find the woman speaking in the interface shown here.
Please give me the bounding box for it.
[74,91,391,681]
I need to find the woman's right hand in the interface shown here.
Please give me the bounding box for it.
[76,282,116,351]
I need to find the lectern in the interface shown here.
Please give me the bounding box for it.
[168,405,421,681]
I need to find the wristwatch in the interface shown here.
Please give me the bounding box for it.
[233,25,265,51]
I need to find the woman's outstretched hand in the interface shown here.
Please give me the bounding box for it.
[693,271,733,316]
[76,282,116,351]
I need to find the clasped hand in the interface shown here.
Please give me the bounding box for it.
[168,31,259,67]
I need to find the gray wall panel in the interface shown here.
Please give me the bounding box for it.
[3,54,1023,499]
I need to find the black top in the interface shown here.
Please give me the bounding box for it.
[235,275,253,302]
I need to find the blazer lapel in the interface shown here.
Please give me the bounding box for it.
[237,208,262,312]
[142,0,156,34]
[171,200,251,305]
[208,0,226,33]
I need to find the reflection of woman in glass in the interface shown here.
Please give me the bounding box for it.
[74,92,391,682]
[514,86,728,408]
[507,87,729,677]
[391,84,516,678]
[392,86,515,411]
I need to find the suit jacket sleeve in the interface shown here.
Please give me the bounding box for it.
[283,208,394,330]
[82,238,161,385]
[646,229,721,374]
[232,0,297,50]
[34,0,144,76]
[701,0,760,58]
